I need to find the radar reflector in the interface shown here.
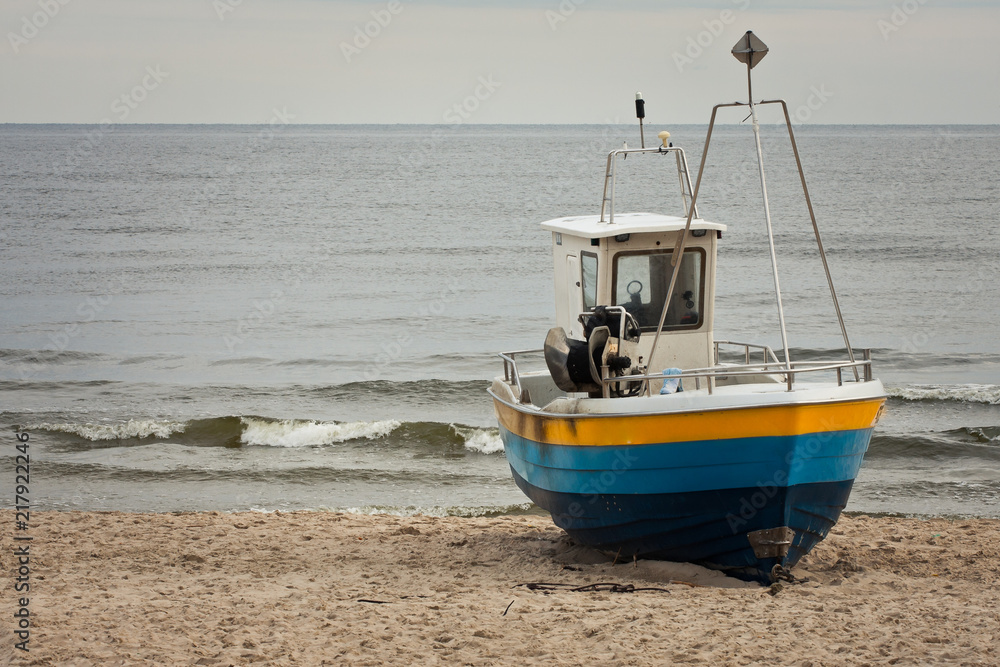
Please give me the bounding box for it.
[732,31,768,69]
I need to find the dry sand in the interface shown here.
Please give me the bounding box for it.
[2,511,998,666]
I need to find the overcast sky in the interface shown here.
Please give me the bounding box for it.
[2,0,998,124]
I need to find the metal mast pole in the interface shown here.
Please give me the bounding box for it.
[738,31,792,372]
[776,102,859,380]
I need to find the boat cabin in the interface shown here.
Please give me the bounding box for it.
[543,212,726,376]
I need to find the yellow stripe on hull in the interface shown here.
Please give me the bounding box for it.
[493,397,885,447]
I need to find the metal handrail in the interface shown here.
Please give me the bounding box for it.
[498,349,544,400]
[714,340,782,366]
[497,347,875,398]
[605,358,873,394]
[599,146,699,224]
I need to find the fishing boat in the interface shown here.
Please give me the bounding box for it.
[487,32,886,584]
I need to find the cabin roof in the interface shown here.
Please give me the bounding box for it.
[540,212,727,239]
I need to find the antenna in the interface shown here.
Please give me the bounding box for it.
[635,92,645,148]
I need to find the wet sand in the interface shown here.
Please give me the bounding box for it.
[2,511,998,666]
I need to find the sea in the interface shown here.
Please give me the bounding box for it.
[2,123,998,519]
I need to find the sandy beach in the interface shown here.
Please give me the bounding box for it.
[2,511,998,666]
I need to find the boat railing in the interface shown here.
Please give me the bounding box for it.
[609,351,875,395]
[600,145,699,224]
[714,340,782,366]
[498,349,545,403]
[497,348,875,402]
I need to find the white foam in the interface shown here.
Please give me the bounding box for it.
[29,419,186,441]
[888,384,1000,405]
[450,424,505,455]
[339,503,534,518]
[239,417,400,448]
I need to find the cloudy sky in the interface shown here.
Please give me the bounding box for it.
[2,0,998,124]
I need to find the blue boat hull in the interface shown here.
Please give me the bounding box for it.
[509,464,853,582]
[494,403,882,584]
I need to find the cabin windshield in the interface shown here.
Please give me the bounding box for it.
[612,249,704,331]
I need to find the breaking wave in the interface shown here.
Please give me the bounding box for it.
[450,424,504,454]
[239,417,401,447]
[27,418,187,441]
[24,415,506,455]
[887,384,1000,405]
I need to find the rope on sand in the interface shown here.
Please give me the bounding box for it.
[513,581,703,594]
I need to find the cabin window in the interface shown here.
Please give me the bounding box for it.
[581,252,598,310]
[612,249,705,331]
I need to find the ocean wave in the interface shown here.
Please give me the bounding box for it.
[118,354,185,366]
[305,379,490,400]
[0,348,108,364]
[28,418,187,441]
[873,350,1000,370]
[209,357,273,366]
[18,414,505,453]
[867,431,1000,460]
[0,379,118,391]
[239,417,401,447]
[450,424,504,455]
[38,462,508,487]
[965,426,1000,444]
[887,384,1000,405]
[857,480,1000,504]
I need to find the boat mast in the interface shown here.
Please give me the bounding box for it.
[646,32,860,388]
[734,31,792,372]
